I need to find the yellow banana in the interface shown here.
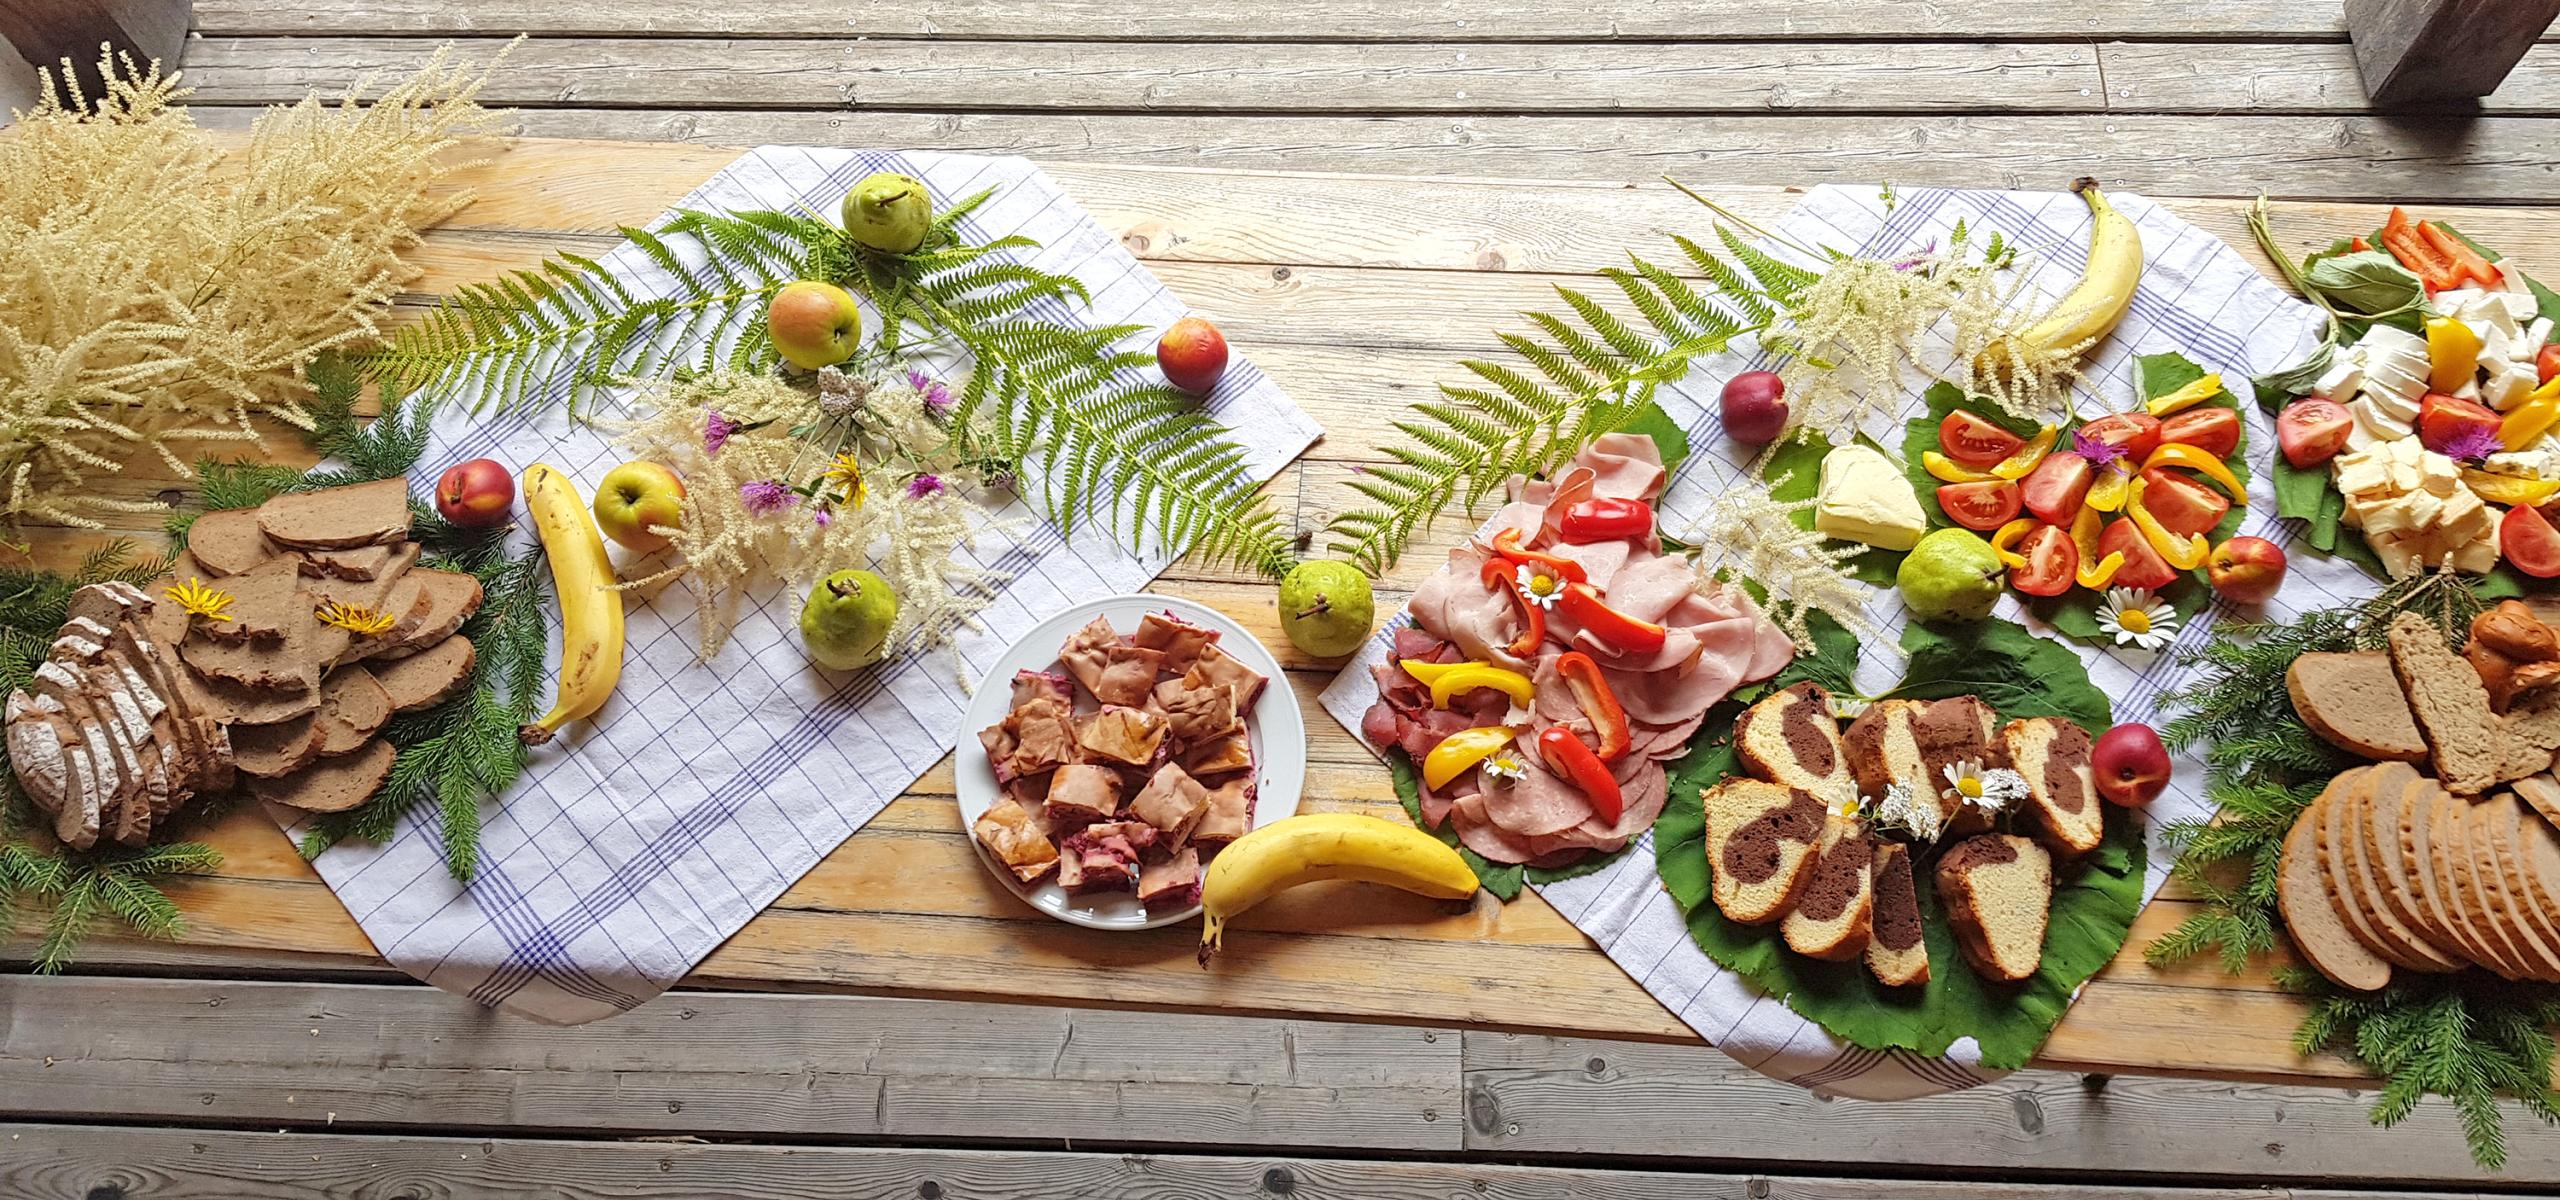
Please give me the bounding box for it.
[518,463,626,745]
[1977,177,2143,377]
[1197,813,1479,963]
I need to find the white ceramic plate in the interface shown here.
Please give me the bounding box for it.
[955,594,1304,929]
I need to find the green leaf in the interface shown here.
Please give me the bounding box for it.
[2251,337,2337,410]
[2304,250,2427,319]
[1887,617,2114,733]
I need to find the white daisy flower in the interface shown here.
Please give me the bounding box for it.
[1828,693,1872,720]
[2095,586,2178,651]
[1481,754,1528,782]
[1515,563,1567,610]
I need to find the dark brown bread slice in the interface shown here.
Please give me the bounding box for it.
[2363,767,2470,966]
[104,619,208,792]
[1701,779,1827,925]
[230,712,327,779]
[2288,651,2429,762]
[1935,833,2052,983]
[370,636,476,713]
[188,669,324,726]
[2335,762,2465,972]
[299,542,418,582]
[183,612,318,693]
[314,667,393,756]
[2390,613,2503,794]
[188,557,302,646]
[1864,841,1930,987]
[256,478,412,550]
[1999,717,2102,858]
[1780,814,1875,962]
[2277,781,2392,990]
[1733,682,1853,807]
[186,508,280,577]
[365,570,484,660]
[251,737,395,812]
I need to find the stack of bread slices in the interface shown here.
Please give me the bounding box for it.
[1701,681,2104,987]
[5,480,481,850]
[2279,605,2560,989]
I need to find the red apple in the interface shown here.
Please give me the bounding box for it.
[2090,723,2171,809]
[2206,535,2288,604]
[1158,316,1230,394]
[434,458,514,528]
[1720,371,1790,444]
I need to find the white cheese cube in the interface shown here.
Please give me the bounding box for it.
[2402,489,2445,530]
[2486,362,2538,412]
[2390,461,2424,492]
[2372,532,2421,578]
[2435,287,2485,317]
[2313,355,2366,402]
[2454,535,2500,574]
[2336,453,2392,496]
[2496,292,2539,326]
[2500,262,2534,296]
[2454,379,2484,403]
[2354,399,2415,443]
[2440,487,2487,536]
[2522,317,2553,359]
[2419,452,2462,496]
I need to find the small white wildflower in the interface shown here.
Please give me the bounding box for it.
[1975,766,2031,815]
[1828,693,1871,720]
[1481,754,1528,782]
[1871,780,1943,843]
[815,366,870,418]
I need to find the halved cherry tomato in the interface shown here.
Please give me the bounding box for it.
[2417,391,2502,459]
[2009,524,2078,597]
[2277,398,2353,468]
[1939,410,2027,469]
[2076,412,2163,463]
[2096,516,2179,590]
[2021,452,2094,525]
[2504,504,2560,579]
[2159,407,2240,460]
[2136,468,2231,539]
[2541,344,2560,385]
[1937,480,2024,532]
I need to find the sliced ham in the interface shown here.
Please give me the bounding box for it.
[1479,757,1596,837]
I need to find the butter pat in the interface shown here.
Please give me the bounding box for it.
[1814,444,1925,552]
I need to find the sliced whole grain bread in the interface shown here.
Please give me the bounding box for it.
[2330,761,2464,972]
[299,542,417,582]
[2277,779,2392,990]
[188,557,302,647]
[2314,765,2427,971]
[183,610,318,693]
[2498,691,2560,782]
[2508,798,2560,950]
[1935,833,2053,983]
[2515,774,2560,832]
[1780,814,1876,962]
[5,692,73,818]
[365,569,483,660]
[314,667,393,756]
[1999,716,2103,858]
[2471,794,2560,981]
[251,737,395,812]
[2364,766,2469,966]
[2452,795,2538,979]
[256,478,412,550]
[188,669,324,726]
[2408,782,2504,973]
[1865,841,1930,987]
[2390,613,2504,794]
[370,635,475,713]
[1734,682,1854,807]
[230,712,327,779]
[186,508,279,577]
[1702,778,1827,925]
[2288,651,2429,761]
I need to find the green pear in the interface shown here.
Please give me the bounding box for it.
[1277,559,1375,658]
[841,172,932,254]
[1896,529,2005,622]
[800,569,898,670]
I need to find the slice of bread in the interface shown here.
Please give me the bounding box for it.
[1733,682,1853,807]
[2514,774,2560,832]
[2497,691,2560,782]
[1865,841,1930,987]
[1781,814,1876,962]
[2362,766,2470,966]
[2288,651,2428,762]
[1702,779,1828,925]
[1842,699,1930,802]
[2276,780,2392,990]
[2409,783,2506,974]
[2390,613,2503,794]
[1999,717,2103,858]
[1935,833,2053,983]
[2335,761,2465,972]
[2467,794,2560,981]
[2312,765,2437,972]
[2504,797,2560,964]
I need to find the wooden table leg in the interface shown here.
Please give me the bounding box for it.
[0,0,190,106]
[2345,0,2560,107]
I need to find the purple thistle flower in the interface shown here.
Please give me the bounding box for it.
[2442,425,2506,464]
[813,507,833,529]
[2071,427,2128,468]
[905,474,946,500]
[739,480,797,515]
[1891,239,1939,272]
[909,369,956,416]
[704,410,742,456]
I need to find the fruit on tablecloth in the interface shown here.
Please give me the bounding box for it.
[799,569,898,671]
[1813,443,1924,551]
[1157,316,1230,394]
[1897,528,2004,621]
[841,171,932,253]
[593,460,686,554]
[1976,178,2140,377]
[767,280,864,369]
[1719,370,1789,444]
[2206,536,2287,604]
[1197,812,1478,963]
[1276,559,1375,658]
[2277,398,2353,468]
[2087,722,2170,810]
[434,458,514,528]
[1936,833,2055,983]
[519,463,627,746]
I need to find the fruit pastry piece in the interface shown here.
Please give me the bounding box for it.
[1734,682,1854,807]
[1701,779,1829,924]
[972,798,1061,884]
[1999,717,2103,858]
[1935,833,2053,983]
[1781,814,1877,961]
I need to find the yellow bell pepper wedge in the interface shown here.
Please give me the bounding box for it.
[1421,725,1522,789]
[2140,443,2247,502]
[1989,517,2039,570]
[1429,664,1536,711]
[2069,507,2124,589]
[1400,659,1484,687]
[1989,426,2059,480]
[2499,376,2560,452]
[2460,469,2560,508]
[1923,450,2003,484]
[2125,479,2210,570]
[2084,465,2131,513]
[2144,374,2226,417]
[2425,316,2483,394]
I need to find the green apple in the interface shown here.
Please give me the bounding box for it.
[841,172,932,254]
[766,280,863,370]
[593,460,686,554]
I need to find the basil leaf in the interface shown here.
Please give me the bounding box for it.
[2250,337,2336,411]
[2303,250,2425,318]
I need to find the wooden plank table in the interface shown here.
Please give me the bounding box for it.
[15,135,2560,1095]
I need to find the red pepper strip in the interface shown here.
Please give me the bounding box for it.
[2382,206,2466,293]
[2349,235,2371,253]
[1479,556,1546,658]
[1557,583,1668,657]
[1553,651,1630,761]
[2418,221,2501,289]
[1558,497,1654,544]
[1491,528,1587,584]
[1538,727,1623,824]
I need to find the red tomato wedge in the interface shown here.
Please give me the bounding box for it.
[2159,407,2240,460]
[1939,411,2027,469]
[2097,517,2180,590]
[2277,398,2353,468]
[2076,412,2163,463]
[2009,524,2078,597]
[2540,344,2560,385]
[2504,504,2560,578]
[2136,468,2231,539]
[1937,480,2024,531]
[2021,452,2095,525]
[2418,391,2501,458]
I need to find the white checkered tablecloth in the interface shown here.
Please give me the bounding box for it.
[279,147,1320,1024]
[1321,184,2356,1099]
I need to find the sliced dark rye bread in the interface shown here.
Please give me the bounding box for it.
[301,564,419,667]
[256,478,412,550]
[2390,612,2503,794]
[1842,699,1930,801]
[30,653,125,851]
[2312,765,2428,972]
[230,712,328,779]
[2288,651,2429,762]
[5,691,74,819]
[187,557,302,647]
[185,508,279,577]
[2277,777,2392,990]
[2324,761,2463,972]
[370,636,476,713]
[2362,765,2472,968]
[1935,833,2053,984]
[188,671,324,727]
[251,737,395,812]
[2469,795,2560,981]
[2409,783,2510,975]
[313,667,393,756]
[299,542,418,582]
[363,570,483,661]
[1999,717,2102,858]
[1781,814,1876,961]
[1865,841,1930,987]
[1702,778,1828,925]
[1733,682,1854,806]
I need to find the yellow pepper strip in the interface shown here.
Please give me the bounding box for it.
[2499,376,2560,452]
[2426,316,2483,394]
[2084,464,2131,513]
[2125,478,2209,570]
[2140,443,2247,501]
[2461,469,2560,508]
[1989,517,2039,570]
[1422,725,1521,789]
[1400,658,1485,687]
[2069,507,2125,589]
[1429,664,1537,710]
[1989,426,2059,480]
[1923,450,2002,484]
[2144,374,2225,417]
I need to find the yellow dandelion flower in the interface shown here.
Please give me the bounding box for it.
[315,601,397,637]
[822,452,867,508]
[164,577,235,624]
